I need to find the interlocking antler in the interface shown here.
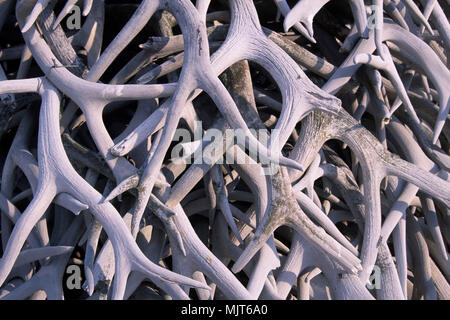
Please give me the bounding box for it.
[0,0,448,300]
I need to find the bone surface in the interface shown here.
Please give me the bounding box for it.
[0,0,448,300]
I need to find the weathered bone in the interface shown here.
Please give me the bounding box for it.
[0,0,448,301]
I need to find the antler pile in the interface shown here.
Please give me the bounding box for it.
[0,0,448,300]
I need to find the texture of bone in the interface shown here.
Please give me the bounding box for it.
[0,0,448,300]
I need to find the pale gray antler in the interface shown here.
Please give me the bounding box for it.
[0,0,448,301]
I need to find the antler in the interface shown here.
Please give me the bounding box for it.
[0,0,448,300]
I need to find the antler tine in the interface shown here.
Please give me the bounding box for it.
[20,0,50,33]
[1,0,448,301]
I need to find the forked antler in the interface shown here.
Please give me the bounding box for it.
[0,0,448,300]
